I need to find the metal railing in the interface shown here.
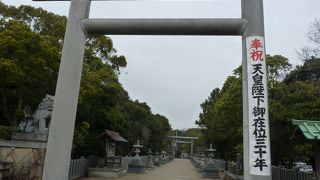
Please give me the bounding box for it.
[191,158,317,180]
[69,158,89,180]
[68,156,148,179]
[272,166,315,180]
[69,157,317,180]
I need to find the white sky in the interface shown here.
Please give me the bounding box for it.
[2,0,320,129]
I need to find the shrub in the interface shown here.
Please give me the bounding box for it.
[0,125,18,140]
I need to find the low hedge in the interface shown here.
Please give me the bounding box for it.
[0,125,18,140]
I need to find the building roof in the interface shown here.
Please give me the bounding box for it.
[292,119,320,140]
[97,129,128,142]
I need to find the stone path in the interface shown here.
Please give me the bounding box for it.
[118,158,219,180]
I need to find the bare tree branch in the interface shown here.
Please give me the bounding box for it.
[307,18,320,44]
[298,18,320,60]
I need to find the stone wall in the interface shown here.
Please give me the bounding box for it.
[0,147,45,180]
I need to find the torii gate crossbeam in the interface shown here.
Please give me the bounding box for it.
[81,18,247,35]
[36,0,272,180]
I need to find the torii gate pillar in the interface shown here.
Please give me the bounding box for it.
[42,0,91,179]
[242,0,271,180]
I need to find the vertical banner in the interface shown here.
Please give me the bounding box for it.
[246,36,271,175]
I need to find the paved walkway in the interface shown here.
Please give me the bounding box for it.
[82,159,221,180]
[117,158,219,180]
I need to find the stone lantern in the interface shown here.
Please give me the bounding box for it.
[202,144,219,178]
[153,151,161,167]
[127,140,145,173]
[198,153,207,172]
[145,149,155,170]
[161,150,166,165]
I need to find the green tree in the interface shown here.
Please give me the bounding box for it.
[119,100,171,154]
[285,57,320,84]
[266,55,292,84]
[0,2,172,158]
[196,70,242,160]
[0,2,127,128]
[197,55,299,162]
[0,20,59,126]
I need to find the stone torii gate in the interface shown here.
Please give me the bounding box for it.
[33,0,272,180]
[169,136,199,157]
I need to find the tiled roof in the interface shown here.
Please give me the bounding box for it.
[97,129,128,142]
[292,119,320,140]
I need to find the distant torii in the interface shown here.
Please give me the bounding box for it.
[168,136,199,157]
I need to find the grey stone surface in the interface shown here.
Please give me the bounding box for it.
[14,96,52,145]
[153,152,161,167]
[81,18,247,36]
[201,144,219,178]
[202,159,219,178]
[127,141,145,173]
[0,140,47,149]
[145,149,155,170]
[242,0,271,179]
[42,0,91,179]
[19,95,53,133]
[33,95,54,133]
[127,156,145,173]
[11,132,48,142]
[88,167,127,178]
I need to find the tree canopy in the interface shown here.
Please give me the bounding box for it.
[197,53,320,165]
[0,2,171,158]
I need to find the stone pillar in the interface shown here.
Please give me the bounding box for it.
[42,0,91,179]
[242,0,271,179]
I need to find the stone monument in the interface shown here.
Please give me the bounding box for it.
[0,95,53,180]
[14,95,54,142]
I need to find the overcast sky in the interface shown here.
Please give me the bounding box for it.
[2,0,320,129]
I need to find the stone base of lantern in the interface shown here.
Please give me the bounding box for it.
[127,157,145,173]
[202,161,219,178]
[145,160,155,170]
[153,157,161,167]
[88,167,127,178]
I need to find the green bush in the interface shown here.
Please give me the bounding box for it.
[0,125,18,140]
